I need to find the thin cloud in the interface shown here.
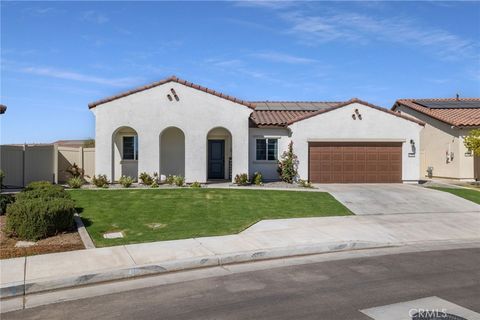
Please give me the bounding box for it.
[20,66,142,87]
[250,51,317,64]
[244,3,477,61]
[234,1,297,10]
[81,10,109,24]
[282,11,477,60]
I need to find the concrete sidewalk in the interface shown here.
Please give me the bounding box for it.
[1,211,479,301]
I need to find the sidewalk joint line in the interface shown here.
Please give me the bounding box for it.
[123,246,138,265]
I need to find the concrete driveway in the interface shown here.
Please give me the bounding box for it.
[316,184,480,215]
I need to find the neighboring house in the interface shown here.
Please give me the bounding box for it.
[392,98,480,181]
[89,76,423,184]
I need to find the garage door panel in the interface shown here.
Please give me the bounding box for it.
[309,142,402,183]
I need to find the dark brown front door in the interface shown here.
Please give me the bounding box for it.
[208,140,225,179]
[308,142,402,183]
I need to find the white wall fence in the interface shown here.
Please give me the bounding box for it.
[0,145,95,187]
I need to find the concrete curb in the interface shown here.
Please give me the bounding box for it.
[0,240,390,299]
[73,213,95,249]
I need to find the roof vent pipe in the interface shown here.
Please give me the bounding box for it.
[456,93,460,100]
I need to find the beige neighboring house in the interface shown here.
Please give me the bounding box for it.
[392,98,480,181]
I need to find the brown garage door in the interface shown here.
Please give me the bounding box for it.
[309,142,402,183]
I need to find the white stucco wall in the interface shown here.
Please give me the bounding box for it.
[289,102,423,182]
[249,127,290,180]
[160,127,185,177]
[93,81,252,182]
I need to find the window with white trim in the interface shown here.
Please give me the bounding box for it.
[256,138,278,161]
[122,136,138,160]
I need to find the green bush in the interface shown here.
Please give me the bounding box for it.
[119,176,134,188]
[190,181,201,188]
[277,141,299,184]
[252,172,263,185]
[24,181,55,191]
[150,181,159,188]
[67,177,84,189]
[234,173,249,186]
[165,175,175,185]
[0,194,14,215]
[6,197,75,241]
[16,184,69,202]
[173,175,185,187]
[92,174,109,188]
[298,179,313,188]
[139,172,154,185]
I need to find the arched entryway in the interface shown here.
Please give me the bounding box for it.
[112,126,138,182]
[206,127,232,180]
[160,127,185,177]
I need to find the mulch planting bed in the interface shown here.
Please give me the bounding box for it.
[0,215,85,259]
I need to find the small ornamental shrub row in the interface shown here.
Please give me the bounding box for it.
[92,174,109,188]
[233,172,264,186]
[166,175,185,187]
[119,176,134,188]
[6,181,75,241]
[234,173,249,186]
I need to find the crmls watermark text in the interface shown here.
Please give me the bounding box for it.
[409,308,448,318]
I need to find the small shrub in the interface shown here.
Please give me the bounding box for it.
[66,163,84,178]
[165,175,175,185]
[277,141,299,184]
[6,197,75,241]
[119,176,134,188]
[24,181,55,191]
[298,179,313,188]
[92,174,109,188]
[67,177,84,189]
[173,175,185,187]
[150,181,159,188]
[190,181,201,188]
[234,173,249,186]
[0,194,14,215]
[16,184,69,202]
[252,172,263,186]
[139,172,154,185]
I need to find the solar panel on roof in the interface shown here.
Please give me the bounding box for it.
[415,100,480,109]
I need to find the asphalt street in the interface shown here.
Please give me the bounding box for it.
[3,248,480,320]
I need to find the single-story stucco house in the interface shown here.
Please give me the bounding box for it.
[89,76,424,184]
[393,98,480,181]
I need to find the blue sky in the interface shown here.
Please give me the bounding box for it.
[1,1,479,144]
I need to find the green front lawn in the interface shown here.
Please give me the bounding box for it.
[429,187,480,205]
[70,188,351,247]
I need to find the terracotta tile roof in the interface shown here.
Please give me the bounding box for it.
[250,110,318,127]
[250,98,424,127]
[251,101,341,111]
[88,76,255,109]
[393,98,480,127]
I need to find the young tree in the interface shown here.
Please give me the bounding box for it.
[464,129,480,156]
[277,141,299,183]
